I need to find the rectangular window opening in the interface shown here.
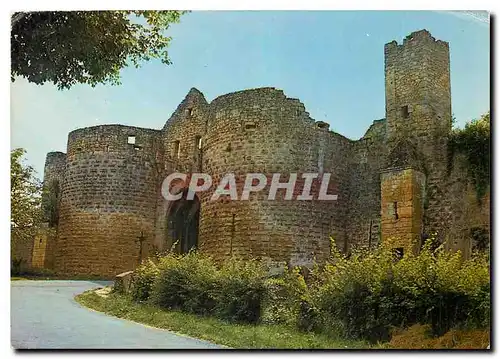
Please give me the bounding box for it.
[128,135,136,145]
[245,123,257,130]
[173,141,181,159]
[401,105,409,119]
[195,136,202,150]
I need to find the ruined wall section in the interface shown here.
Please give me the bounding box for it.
[384,29,452,243]
[319,130,353,253]
[55,125,161,277]
[344,119,387,251]
[441,153,490,256]
[155,88,210,251]
[200,88,344,266]
[161,88,210,173]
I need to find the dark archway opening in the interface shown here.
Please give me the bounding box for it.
[167,190,200,254]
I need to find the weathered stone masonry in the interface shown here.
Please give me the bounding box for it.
[35,29,489,277]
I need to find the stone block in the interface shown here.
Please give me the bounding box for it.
[114,270,134,294]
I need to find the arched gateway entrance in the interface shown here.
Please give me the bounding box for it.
[166,190,200,254]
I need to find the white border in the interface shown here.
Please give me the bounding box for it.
[2,2,496,359]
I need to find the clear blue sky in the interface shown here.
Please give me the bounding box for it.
[11,11,490,177]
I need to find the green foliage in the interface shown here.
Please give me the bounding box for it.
[261,266,308,326]
[448,112,490,202]
[133,252,308,325]
[213,258,267,323]
[11,148,42,261]
[149,252,218,315]
[310,238,490,342]
[11,11,188,89]
[130,259,160,302]
[134,252,270,323]
[129,239,489,344]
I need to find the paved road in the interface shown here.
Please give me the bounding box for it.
[11,280,222,349]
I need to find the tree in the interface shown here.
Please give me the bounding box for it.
[11,148,42,246]
[11,11,188,89]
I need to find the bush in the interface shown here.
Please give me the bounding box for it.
[261,266,308,326]
[149,252,218,315]
[130,259,160,302]
[213,258,267,323]
[448,112,490,201]
[311,238,490,342]
[126,236,490,344]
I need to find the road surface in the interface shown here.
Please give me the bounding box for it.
[11,280,222,349]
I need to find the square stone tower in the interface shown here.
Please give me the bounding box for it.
[382,29,453,248]
[384,29,452,146]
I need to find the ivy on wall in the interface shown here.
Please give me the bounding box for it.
[447,112,490,203]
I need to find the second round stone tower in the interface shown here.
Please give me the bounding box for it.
[199,88,344,266]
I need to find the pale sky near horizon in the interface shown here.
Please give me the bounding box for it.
[10,10,490,178]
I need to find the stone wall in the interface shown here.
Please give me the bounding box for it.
[11,238,33,273]
[344,119,387,251]
[380,168,426,254]
[32,225,57,269]
[441,153,490,257]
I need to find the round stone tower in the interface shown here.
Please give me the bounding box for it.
[43,151,66,185]
[55,125,161,276]
[199,88,339,266]
[41,151,66,225]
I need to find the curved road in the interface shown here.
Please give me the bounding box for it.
[11,280,222,349]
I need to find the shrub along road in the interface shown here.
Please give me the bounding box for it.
[10,280,221,349]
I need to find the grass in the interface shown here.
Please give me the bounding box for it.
[75,290,369,349]
[11,277,28,281]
